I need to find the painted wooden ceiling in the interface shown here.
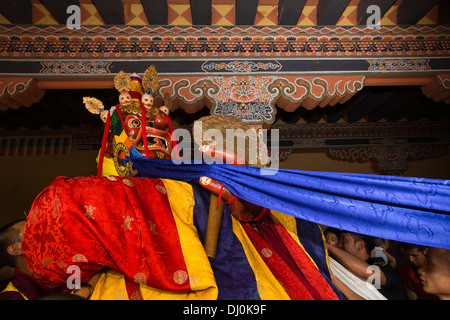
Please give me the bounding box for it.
[0,1,449,173]
[0,0,447,27]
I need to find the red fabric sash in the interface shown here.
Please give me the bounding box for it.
[125,277,143,300]
[242,215,339,300]
[23,176,190,293]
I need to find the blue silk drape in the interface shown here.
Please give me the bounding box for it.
[129,155,450,249]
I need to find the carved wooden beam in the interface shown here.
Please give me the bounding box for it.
[356,0,396,25]
[438,0,450,24]
[190,0,211,25]
[0,0,32,24]
[141,0,168,25]
[40,0,80,25]
[92,0,125,25]
[278,0,307,25]
[0,78,45,111]
[421,75,450,104]
[397,0,440,25]
[316,0,351,25]
[235,0,259,25]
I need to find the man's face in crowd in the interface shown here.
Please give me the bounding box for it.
[419,247,450,299]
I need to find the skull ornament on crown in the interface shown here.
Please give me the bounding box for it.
[83,66,173,177]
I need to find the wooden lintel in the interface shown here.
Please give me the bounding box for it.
[364,75,435,86]
[36,75,438,90]
[37,78,114,90]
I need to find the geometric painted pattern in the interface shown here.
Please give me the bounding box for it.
[380,1,398,26]
[168,0,192,25]
[336,0,358,26]
[125,3,149,26]
[212,0,235,26]
[297,0,317,26]
[0,24,448,59]
[11,0,441,27]
[254,0,278,26]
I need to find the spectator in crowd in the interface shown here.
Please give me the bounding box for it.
[327,231,406,300]
[398,243,438,300]
[0,219,99,300]
[324,227,341,247]
[418,247,450,300]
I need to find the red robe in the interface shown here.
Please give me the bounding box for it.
[23,176,191,292]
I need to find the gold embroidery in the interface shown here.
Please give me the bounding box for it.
[42,258,52,266]
[122,179,134,187]
[147,220,158,235]
[52,198,60,215]
[114,288,127,300]
[84,205,96,219]
[130,289,143,300]
[28,209,37,223]
[261,248,273,258]
[72,254,88,263]
[156,185,166,194]
[134,273,147,285]
[257,282,266,297]
[173,270,188,285]
[122,216,134,230]
[189,275,198,290]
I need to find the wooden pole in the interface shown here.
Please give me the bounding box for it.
[204,193,225,261]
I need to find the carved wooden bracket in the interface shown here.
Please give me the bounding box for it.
[421,74,450,104]
[155,74,365,125]
[0,78,45,111]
